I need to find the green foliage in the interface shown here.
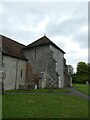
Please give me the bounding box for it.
[71,74,78,83]
[77,62,88,75]
[88,63,90,78]
[72,61,89,84]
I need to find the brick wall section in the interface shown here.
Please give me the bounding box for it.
[25,63,39,88]
[26,63,33,84]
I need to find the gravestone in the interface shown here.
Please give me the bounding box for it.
[86,81,89,85]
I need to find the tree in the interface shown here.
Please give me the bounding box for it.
[68,65,74,75]
[88,63,90,83]
[72,61,89,84]
[76,62,88,84]
[77,62,88,75]
[71,73,78,83]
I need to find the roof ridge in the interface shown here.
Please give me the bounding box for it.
[28,35,50,45]
[24,35,65,54]
[0,34,26,47]
[1,34,27,60]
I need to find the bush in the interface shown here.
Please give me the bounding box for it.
[72,74,88,84]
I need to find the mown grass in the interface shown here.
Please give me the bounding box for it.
[2,94,88,118]
[5,88,71,93]
[73,84,90,95]
[0,95,2,119]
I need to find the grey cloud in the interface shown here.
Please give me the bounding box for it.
[2,2,87,27]
[65,52,88,68]
[2,2,88,40]
[2,26,40,45]
[1,2,88,69]
[72,31,88,49]
[57,42,65,49]
[46,15,87,37]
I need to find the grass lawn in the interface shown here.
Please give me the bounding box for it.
[0,95,2,120]
[2,94,88,118]
[5,88,71,93]
[73,84,90,95]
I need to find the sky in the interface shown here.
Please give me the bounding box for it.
[0,1,88,72]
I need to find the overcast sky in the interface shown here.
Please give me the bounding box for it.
[0,1,88,72]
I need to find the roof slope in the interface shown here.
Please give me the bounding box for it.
[0,35,27,60]
[24,36,65,54]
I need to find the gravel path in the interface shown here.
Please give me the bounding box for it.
[66,87,90,100]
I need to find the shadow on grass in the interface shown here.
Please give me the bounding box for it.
[5,88,71,94]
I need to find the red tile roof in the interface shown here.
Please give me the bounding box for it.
[0,35,27,60]
[24,35,65,54]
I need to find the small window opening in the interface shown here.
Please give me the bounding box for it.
[35,49,36,59]
[20,70,23,78]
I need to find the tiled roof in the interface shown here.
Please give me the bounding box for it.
[0,35,27,60]
[24,35,65,54]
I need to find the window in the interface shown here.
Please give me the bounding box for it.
[20,70,23,78]
[35,49,36,59]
